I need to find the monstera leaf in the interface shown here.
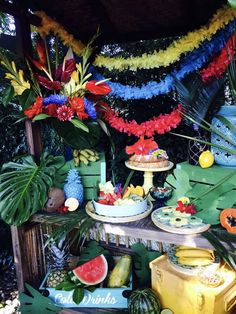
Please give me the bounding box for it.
[0,152,66,226]
[19,283,62,314]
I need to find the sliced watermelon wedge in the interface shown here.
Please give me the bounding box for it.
[72,254,108,285]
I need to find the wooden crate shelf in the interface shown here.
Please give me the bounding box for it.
[32,211,216,250]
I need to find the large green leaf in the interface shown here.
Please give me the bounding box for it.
[2,85,14,106]
[165,169,192,205]
[18,89,36,110]
[0,152,66,225]
[50,120,101,149]
[131,243,161,288]
[19,283,62,314]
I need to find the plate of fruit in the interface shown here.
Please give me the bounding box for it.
[151,198,210,234]
[167,245,220,276]
[86,181,153,222]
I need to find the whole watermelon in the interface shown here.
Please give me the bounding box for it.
[128,288,161,314]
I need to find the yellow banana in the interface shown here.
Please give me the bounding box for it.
[175,249,214,259]
[178,257,213,266]
[80,150,90,158]
[73,149,79,158]
[79,154,89,165]
[87,155,97,162]
[176,245,212,252]
[73,156,80,167]
[84,149,95,156]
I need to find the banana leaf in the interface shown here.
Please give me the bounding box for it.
[0,152,66,226]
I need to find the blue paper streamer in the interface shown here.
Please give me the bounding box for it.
[93,20,236,100]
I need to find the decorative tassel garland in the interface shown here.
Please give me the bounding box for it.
[94,6,236,71]
[201,36,234,83]
[36,11,85,56]
[93,19,236,100]
[98,103,182,138]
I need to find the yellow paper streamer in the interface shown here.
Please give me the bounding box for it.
[94,5,236,71]
[36,11,85,56]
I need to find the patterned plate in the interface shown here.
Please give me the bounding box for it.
[167,245,220,276]
[151,206,211,234]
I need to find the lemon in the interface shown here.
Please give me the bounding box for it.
[199,150,214,168]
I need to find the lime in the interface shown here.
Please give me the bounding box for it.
[198,150,214,168]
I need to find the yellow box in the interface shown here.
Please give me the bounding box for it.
[150,255,236,314]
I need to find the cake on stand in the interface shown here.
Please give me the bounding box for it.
[125,161,174,200]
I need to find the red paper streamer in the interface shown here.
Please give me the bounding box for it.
[98,103,182,138]
[201,36,234,83]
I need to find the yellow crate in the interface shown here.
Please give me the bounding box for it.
[150,255,236,314]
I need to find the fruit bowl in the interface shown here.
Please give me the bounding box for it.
[149,186,173,201]
[92,198,148,217]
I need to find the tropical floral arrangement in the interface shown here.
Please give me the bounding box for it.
[0,34,111,142]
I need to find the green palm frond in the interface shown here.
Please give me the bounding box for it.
[173,75,224,124]
[0,152,66,226]
[44,212,95,250]
[203,230,236,270]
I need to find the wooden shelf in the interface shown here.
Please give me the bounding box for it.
[32,211,215,249]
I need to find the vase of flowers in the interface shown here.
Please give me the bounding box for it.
[0,34,111,148]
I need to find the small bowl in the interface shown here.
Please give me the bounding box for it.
[149,186,173,200]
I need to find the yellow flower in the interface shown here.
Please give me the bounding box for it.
[5,69,30,95]
[178,197,190,205]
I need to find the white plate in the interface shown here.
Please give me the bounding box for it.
[86,200,153,223]
[151,206,211,234]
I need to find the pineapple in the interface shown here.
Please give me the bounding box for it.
[64,169,84,204]
[46,236,69,288]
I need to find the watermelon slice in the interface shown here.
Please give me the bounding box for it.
[72,254,108,285]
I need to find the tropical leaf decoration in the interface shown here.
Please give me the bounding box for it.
[203,229,236,271]
[19,283,62,314]
[0,152,66,226]
[44,212,95,250]
[131,243,161,288]
[173,74,224,124]
[50,120,101,149]
[165,169,236,225]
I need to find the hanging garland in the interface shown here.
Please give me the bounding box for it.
[201,36,234,83]
[93,19,236,100]
[93,6,236,71]
[36,11,85,56]
[98,103,182,138]
[36,6,236,72]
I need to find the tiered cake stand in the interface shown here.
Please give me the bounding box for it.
[125,161,174,199]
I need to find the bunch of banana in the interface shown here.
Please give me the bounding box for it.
[175,245,215,266]
[73,149,99,167]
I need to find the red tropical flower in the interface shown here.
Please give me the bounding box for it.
[36,35,47,67]
[56,105,74,121]
[126,136,158,155]
[86,80,112,95]
[68,97,88,120]
[176,201,197,214]
[55,59,76,83]
[44,104,58,117]
[35,74,62,91]
[24,96,43,119]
